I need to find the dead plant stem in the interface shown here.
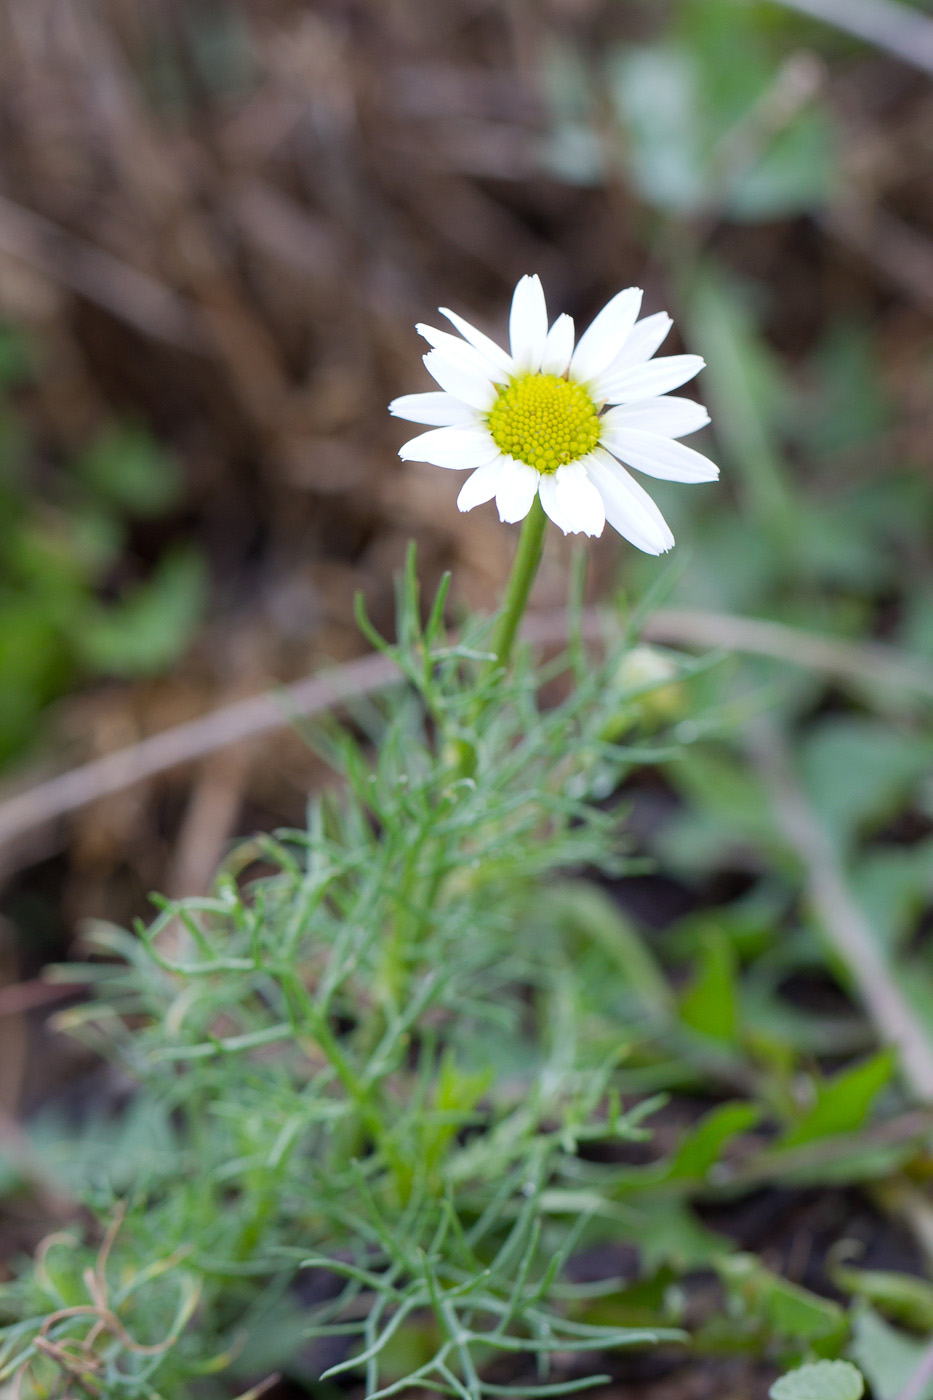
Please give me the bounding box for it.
[750,720,933,1104]
[0,609,931,858]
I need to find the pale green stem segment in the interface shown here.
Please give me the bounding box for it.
[490,493,548,669]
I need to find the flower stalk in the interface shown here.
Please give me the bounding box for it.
[490,493,548,669]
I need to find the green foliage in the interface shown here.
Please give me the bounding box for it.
[850,1305,933,1400]
[718,1254,848,1353]
[6,5,933,1396]
[833,1264,933,1333]
[678,931,739,1043]
[770,1360,865,1400]
[0,558,702,1399]
[540,0,835,219]
[777,1052,896,1148]
[75,425,184,517]
[79,548,206,677]
[0,335,203,764]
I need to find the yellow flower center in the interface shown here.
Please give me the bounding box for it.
[487,373,600,474]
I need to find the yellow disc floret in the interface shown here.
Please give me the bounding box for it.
[488,373,600,474]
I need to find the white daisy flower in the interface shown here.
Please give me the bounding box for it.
[389,274,718,554]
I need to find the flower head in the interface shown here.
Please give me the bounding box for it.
[389,275,718,553]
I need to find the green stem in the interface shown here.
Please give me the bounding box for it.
[490,494,549,670]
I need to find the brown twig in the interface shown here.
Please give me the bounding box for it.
[0,978,83,1019]
[822,200,933,318]
[641,609,933,699]
[0,608,930,857]
[164,745,253,900]
[0,195,207,352]
[0,650,395,852]
[750,720,933,1104]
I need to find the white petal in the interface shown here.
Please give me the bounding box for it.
[423,350,497,411]
[583,448,675,555]
[602,428,719,483]
[602,396,710,440]
[399,426,499,471]
[458,457,508,512]
[600,354,706,405]
[509,275,549,373]
[603,312,672,377]
[389,392,481,427]
[570,287,643,385]
[538,461,605,536]
[495,458,540,523]
[438,307,514,377]
[558,462,606,537]
[418,323,506,383]
[540,314,576,376]
[537,473,574,534]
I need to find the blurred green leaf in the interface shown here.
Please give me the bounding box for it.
[77,547,206,676]
[665,1100,760,1179]
[76,424,183,517]
[0,324,33,386]
[609,46,705,213]
[794,323,892,458]
[728,109,834,221]
[778,1050,895,1148]
[660,745,780,873]
[0,604,73,762]
[719,1252,848,1348]
[687,268,794,538]
[833,1265,933,1333]
[851,843,933,954]
[850,1304,933,1400]
[608,0,835,221]
[770,1360,864,1400]
[624,1198,731,1272]
[800,718,933,849]
[680,930,739,1042]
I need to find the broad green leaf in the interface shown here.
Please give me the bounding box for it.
[76,423,183,517]
[608,46,705,213]
[660,745,783,874]
[687,269,794,537]
[0,324,33,386]
[852,844,933,954]
[77,547,206,676]
[834,1265,933,1332]
[901,584,933,657]
[720,1253,847,1347]
[679,930,739,1042]
[668,747,774,839]
[665,1101,760,1180]
[850,1304,933,1400]
[608,13,835,222]
[612,1103,759,1202]
[770,1360,864,1400]
[625,1199,731,1273]
[800,718,933,849]
[728,110,834,221]
[794,322,892,459]
[778,1050,895,1149]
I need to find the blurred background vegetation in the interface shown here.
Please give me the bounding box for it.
[1,0,933,1392]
